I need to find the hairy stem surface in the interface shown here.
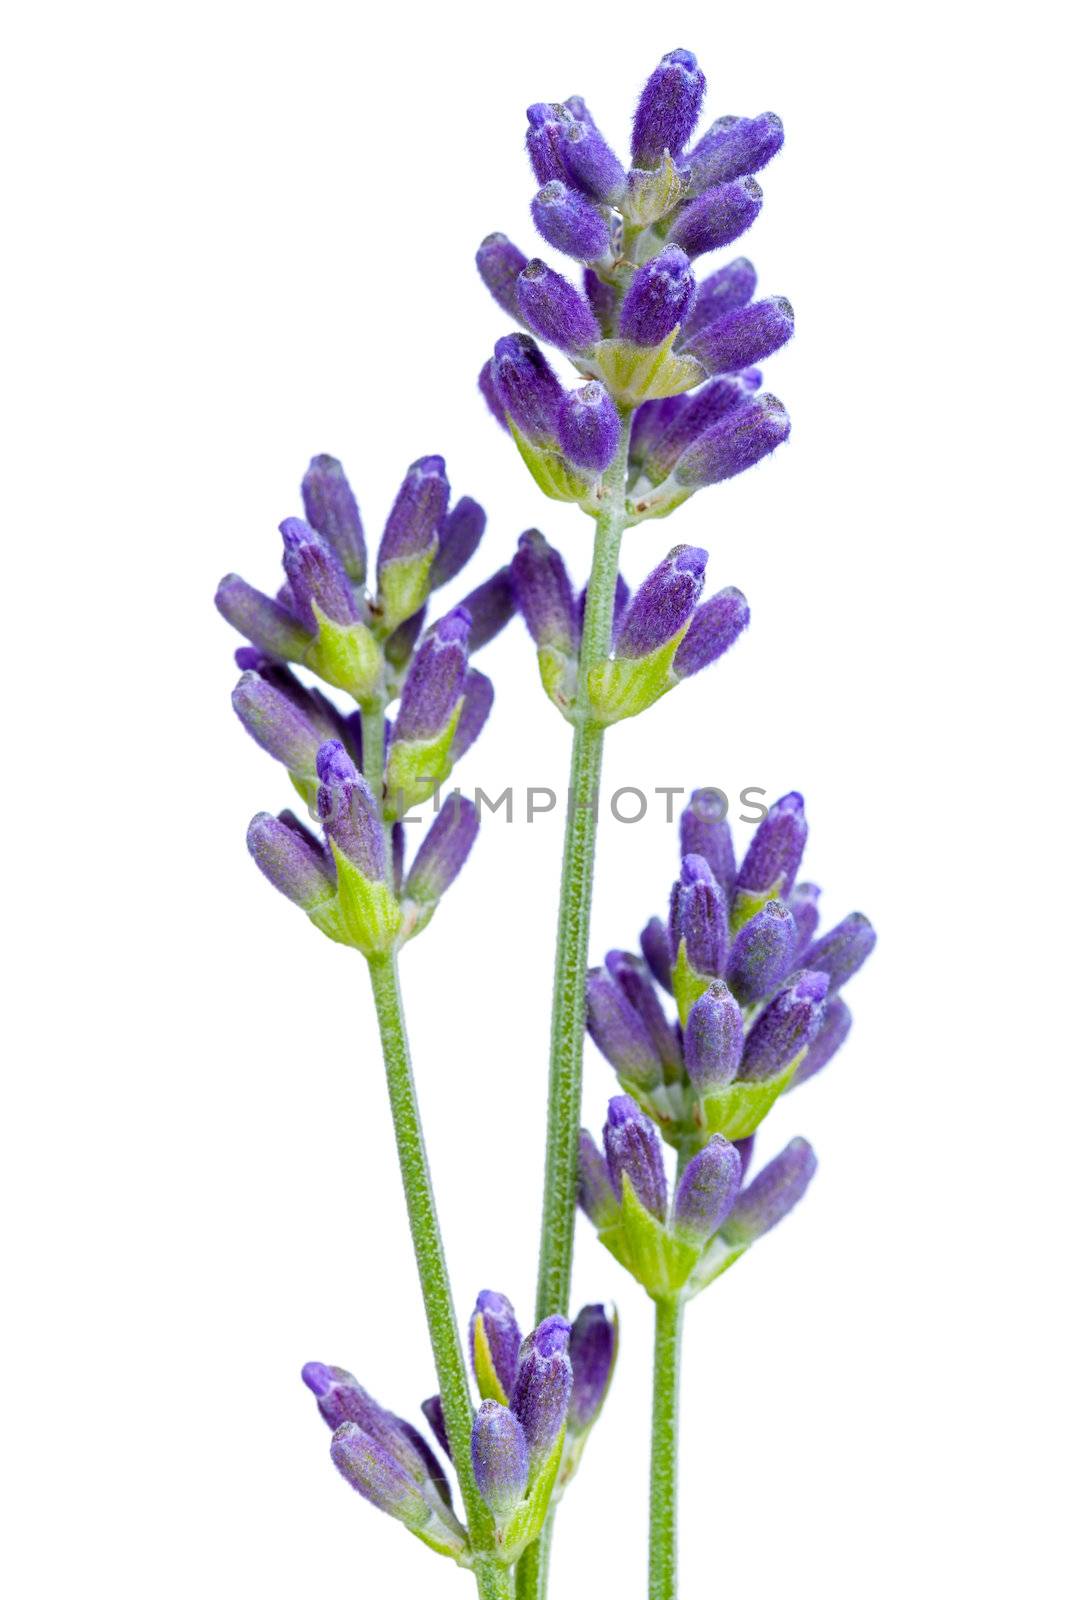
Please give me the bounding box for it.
[649,1295,685,1600]
[360,700,387,808]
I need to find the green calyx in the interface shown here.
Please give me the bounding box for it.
[622,155,685,227]
[596,1173,750,1304]
[304,604,385,700]
[584,329,705,410]
[586,623,689,724]
[382,702,463,821]
[376,544,438,635]
[510,422,595,506]
[488,1428,567,1565]
[330,844,403,956]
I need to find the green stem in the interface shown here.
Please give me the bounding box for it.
[474,1561,517,1600]
[366,952,498,1565]
[516,415,632,1600]
[361,701,387,808]
[648,1296,685,1600]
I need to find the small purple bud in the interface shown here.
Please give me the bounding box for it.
[517,259,600,354]
[734,1134,756,1183]
[604,1095,668,1221]
[315,740,387,881]
[721,1137,817,1245]
[301,455,367,585]
[216,574,311,660]
[476,232,530,318]
[232,670,325,777]
[451,668,494,761]
[469,1289,522,1403]
[492,333,565,447]
[618,246,695,346]
[383,607,426,672]
[740,969,829,1081]
[471,1401,530,1515]
[280,517,359,628]
[643,374,759,485]
[629,396,690,469]
[420,1395,451,1459]
[680,789,736,897]
[672,1134,743,1243]
[247,812,335,910]
[615,545,707,659]
[557,382,621,472]
[577,571,630,643]
[511,1316,573,1465]
[478,360,509,431]
[432,496,486,589]
[525,103,570,184]
[789,882,822,956]
[459,567,516,651]
[405,795,478,904]
[330,1422,430,1526]
[683,979,744,1088]
[725,899,798,1005]
[687,113,784,192]
[605,949,682,1074]
[686,297,795,376]
[586,966,662,1090]
[531,180,611,263]
[802,913,876,995]
[668,178,763,261]
[562,117,626,204]
[578,1129,618,1227]
[631,47,706,167]
[583,267,615,334]
[736,792,808,899]
[673,587,751,677]
[301,1365,442,1488]
[682,258,758,340]
[568,1303,617,1431]
[669,853,730,975]
[512,529,580,656]
[378,456,449,573]
[640,916,674,992]
[791,996,853,1087]
[674,394,791,487]
[392,607,470,743]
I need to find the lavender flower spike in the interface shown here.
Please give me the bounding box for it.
[516,260,600,354]
[246,812,335,910]
[404,796,478,905]
[492,334,565,447]
[316,739,388,882]
[739,969,830,1082]
[686,297,795,376]
[603,1094,668,1221]
[615,546,707,659]
[668,178,763,261]
[301,454,367,585]
[683,979,745,1088]
[673,588,751,678]
[721,1137,818,1245]
[802,912,877,995]
[469,1289,522,1405]
[672,1134,743,1243]
[631,48,706,168]
[587,965,663,1090]
[791,995,853,1087]
[578,1129,618,1227]
[674,394,791,487]
[618,247,695,347]
[568,1303,617,1432]
[471,1401,530,1516]
[476,232,529,318]
[531,180,611,263]
[725,899,798,1005]
[392,607,471,743]
[280,517,359,629]
[736,791,809,900]
[511,1315,574,1468]
[557,382,621,473]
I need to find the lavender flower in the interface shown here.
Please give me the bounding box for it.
[512,530,580,656]
[451,668,494,760]
[672,588,751,678]
[615,546,707,658]
[736,791,808,900]
[231,668,329,778]
[721,1137,818,1244]
[517,260,600,354]
[724,899,798,1004]
[603,1095,668,1220]
[668,178,763,260]
[280,517,359,628]
[492,334,565,446]
[404,796,478,905]
[674,394,791,487]
[605,950,682,1076]
[476,232,529,317]
[802,913,877,994]
[246,812,335,910]
[683,979,745,1088]
[568,1304,617,1431]
[459,568,516,651]
[631,48,706,167]
[471,1401,530,1515]
[431,497,486,589]
[671,1135,742,1243]
[789,882,822,955]
[469,1289,522,1403]
[680,790,736,897]
[618,247,695,346]
[791,996,853,1086]
[561,117,626,204]
[669,854,730,976]
[377,456,449,575]
[557,382,621,472]
[511,1316,574,1467]
[392,608,471,743]
[586,966,663,1090]
[682,257,759,339]
[643,374,760,485]
[531,180,611,263]
[215,574,311,662]
[739,969,829,1082]
[686,297,795,375]
[578,1129,618,1227]
[640,916,674,991]
[686,112,785,192]
[330,1422,432,1527]
[301,454,367,584]
[316,740,387,881]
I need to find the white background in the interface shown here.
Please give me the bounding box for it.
[3,3,1062,1596]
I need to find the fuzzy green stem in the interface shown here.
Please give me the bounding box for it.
[649,1295,685,1600]
[361,701,387,808]
[474,1560,517,1600]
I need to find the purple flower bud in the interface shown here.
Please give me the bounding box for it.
[640,916,674,992]
[478,360,509,431]
[568,1303,617,1430]
[615,545,707,658]
[301,1364,439,1485]
[392,1415,454,1507]
[330,1422,430,1526]
[586,966,662,1090]
[802,913,876,995]
[217,574,312,660]
[315,740,387,881]
[511,1316,573,1465]
[577,571,630,643]
[477,232,529,318]
[605,950,682,1073]
[734,1134,756,1182]
[643,374,759,484]
[471,1401,530,1515]
[451,668,494,761]
[631,48,706,167]
[280,517,359,628]
[669,853,729,975]
[680,790,736,897]
[673,588,750,677]
[301,454,367,585]
[618,246,695,346]
[459,567,516,651]
[512,529,580,655]
[736,791,808,899]
[531,180,611,263]
[674,393,791,487]
[469,1289,522,1402]
[629,396,689,469]
[247,812,335,909]
[672,1134,742,1243]
[383,607,426,672]
[431,497,486,589]
[687,297,794,376]
[578,1130,618,1227]
[604,1094,668,1221]
[491,333,565,447]
[725,899,798,1005]
[721,1137,817,1245]
[525,103,570,184]
[561,117,626,204]
[687,113,784,192]
[668,178,763,261]
[405,795,478,904]
[682,257,758,340]
[557,382,621,472]
[791,995,853,1087]
[683,978,744,1088]
[232,670,326,776]
[583,267,615,333]
[392,607,470,744]
[420,1395,450,1458]
[517,259,600,354]
[740,969,829,1082]
[789,882,821,956]
[378,456,449,573]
